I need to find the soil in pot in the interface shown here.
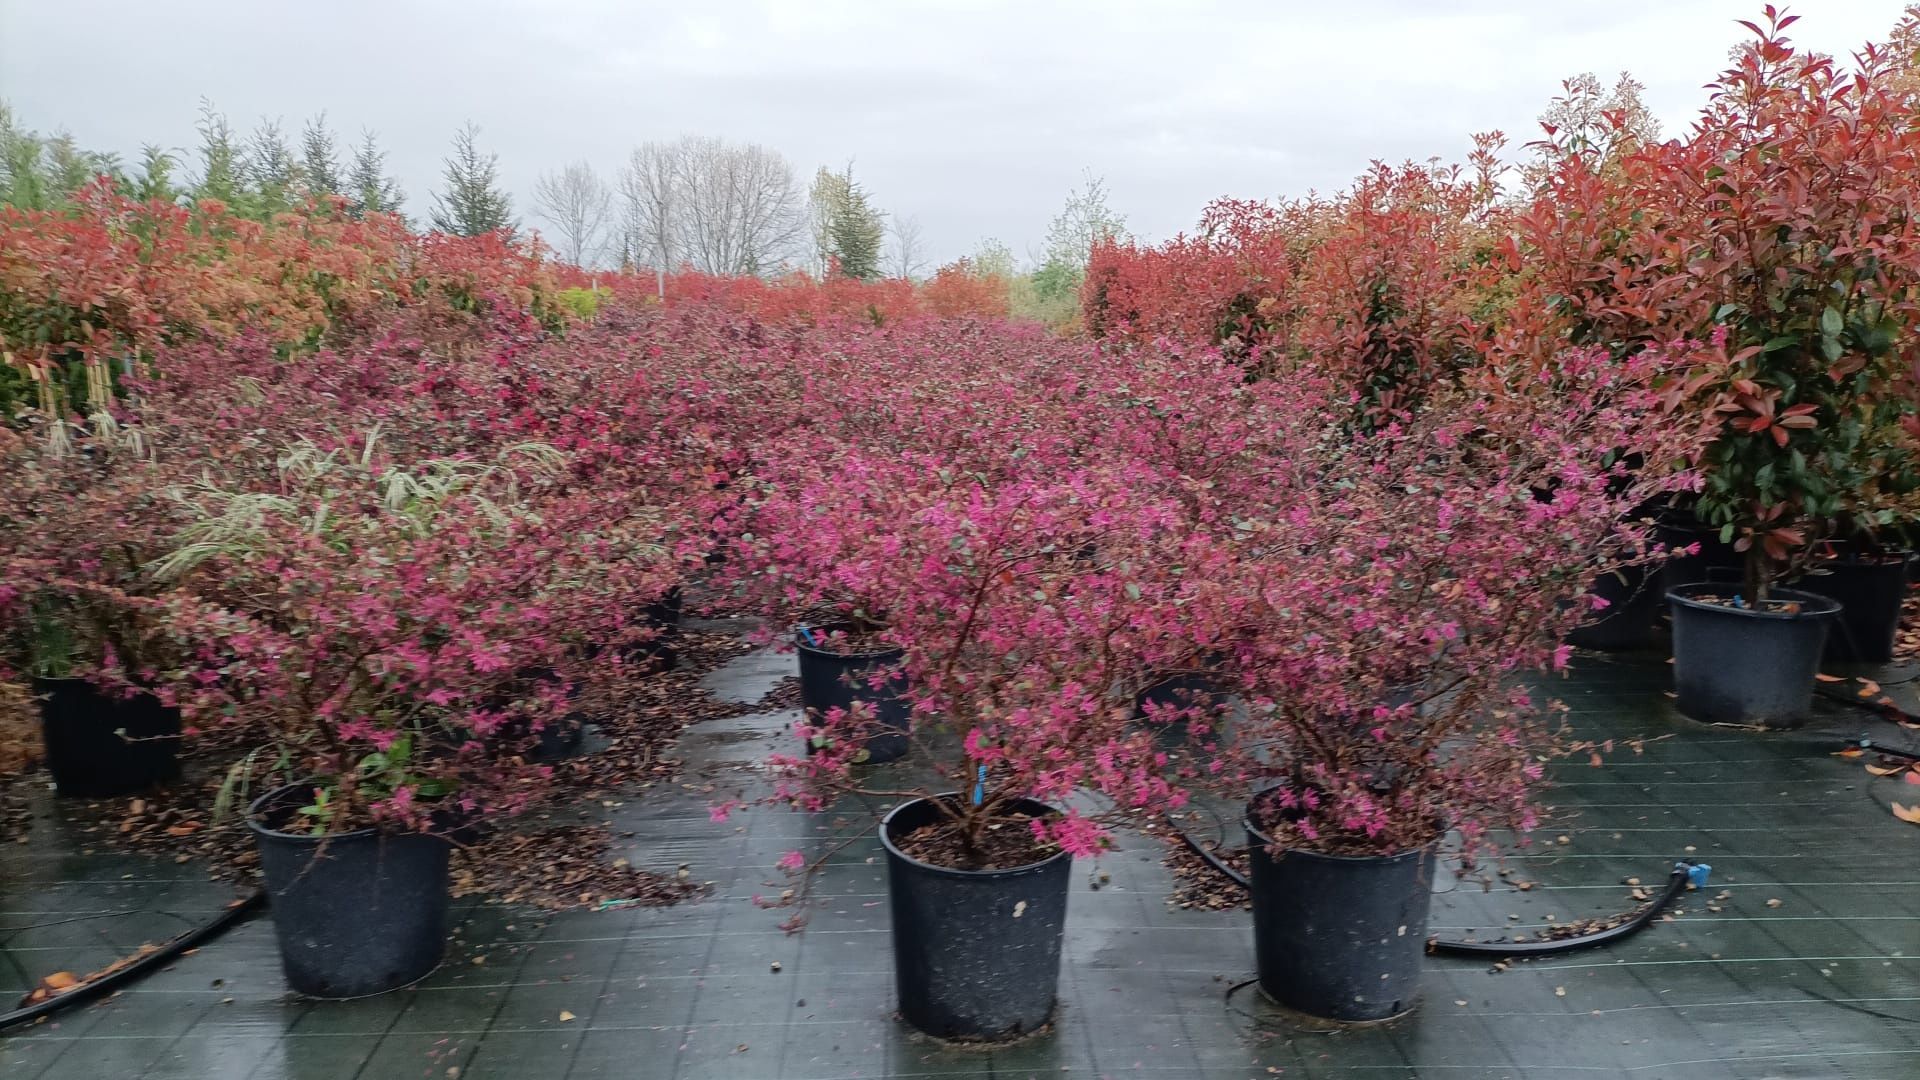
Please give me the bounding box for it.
[33,678,181,797]
[795,623,910,763]
[881,795,1071,1041]
[1244,808,1437,1023]
[1794,554,1908,663]
[248,785,452,998]
[1667,584,1839,728]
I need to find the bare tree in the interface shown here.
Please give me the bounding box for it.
[618,136,805,286]
[671,137,805,275]
[619,142,681,295]
[533,160,613,267]
[886,214,928,280]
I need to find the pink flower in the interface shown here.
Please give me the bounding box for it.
[777,850,807,872]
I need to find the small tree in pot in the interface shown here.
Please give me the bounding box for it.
[1506,12,1920,721]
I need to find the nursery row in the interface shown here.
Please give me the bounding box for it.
[4,7,1920,1044]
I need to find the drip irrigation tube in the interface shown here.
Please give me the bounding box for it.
[1427,862,1708,958]
[1848,737,1920,763]
[1171,818,1710,958]
[0,891,264,1035]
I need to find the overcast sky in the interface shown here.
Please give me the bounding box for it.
[2,1,1912,267]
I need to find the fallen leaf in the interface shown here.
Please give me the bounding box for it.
[1894,803,1920,824]
[1858,679,1882,698]
[558,1010,576,1023]
[1766,898,1783,908]
[1835,747,1865,758]
[1815,673,1843,683]
[1866,762,1905,776]
[42,972,77,991]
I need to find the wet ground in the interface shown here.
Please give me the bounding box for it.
[3,631,1918,1079]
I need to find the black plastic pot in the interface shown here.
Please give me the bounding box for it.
[1135,671,1224,747]
[795,625,910,764]
[1794,555,1908,663]
[248,785,452,998]
[32,678,181,797]
[1245,813,1436,1022]
[1565,564,1664,652]
[1667,583,1840,728]
[644,585,685,628]
[1655,516,1742,596]
[880,794,1071,1041]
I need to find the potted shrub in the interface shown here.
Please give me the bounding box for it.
[1654,21,1920,722]
[1504,15,1920,722]
[712,329,1251,1041]
[791,618,910,763]
[0,427,184,797]
[1206,346,1697,1022]
[144,430,646,997]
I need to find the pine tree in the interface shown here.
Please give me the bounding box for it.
[192,99,245,208]
[300,113,343,200]
[347,130,405,220]
[430,122,514,237]
[126,145,180,203]
[809,164,884,279]
[248,119,300,217]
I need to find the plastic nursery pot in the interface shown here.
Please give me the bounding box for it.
[247,785,452,999]
[880,794,1071,1041]
[794,624,910,764]
[32,677,181,797]
[1655,515,1743,598]
[1134,671,1225,747]
[1793,554,1909,663]
[1565,564,1664,652]
[644,585,685,629]
[1244,811,1437,1023]
[1667,583,1840,729]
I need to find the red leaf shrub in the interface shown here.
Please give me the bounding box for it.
[1500,9,1920,595]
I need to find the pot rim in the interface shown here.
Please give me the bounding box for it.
[879,793,1071,879]
[793,623,904,661]
[1243,812,1439,865]
[1666,583,1841,621]
[1805,549,1913,569]
[246,783,388,844]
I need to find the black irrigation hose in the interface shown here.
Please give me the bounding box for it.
[1848,737,1920,763]
[1816,685,1920,726]
[0,891,265,1036]
[1172,815,1250,888]
[1427,862,1701,958]
[1170,817,1710,958]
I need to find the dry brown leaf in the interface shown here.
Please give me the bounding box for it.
[1815,673,1844,683]
[1866,762,1905,776]
[1892,802,1920,824]
[1835,747,1865,758]
[1858,679,1882,698]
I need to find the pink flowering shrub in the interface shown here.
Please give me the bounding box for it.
[683,305,1716,867]
[1211,342,1716,857]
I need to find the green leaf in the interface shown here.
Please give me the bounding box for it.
[1124,582,1143,601]
[1820,306,1843,338]
[1719,523,1735,544]
[1761,334,1799,353]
